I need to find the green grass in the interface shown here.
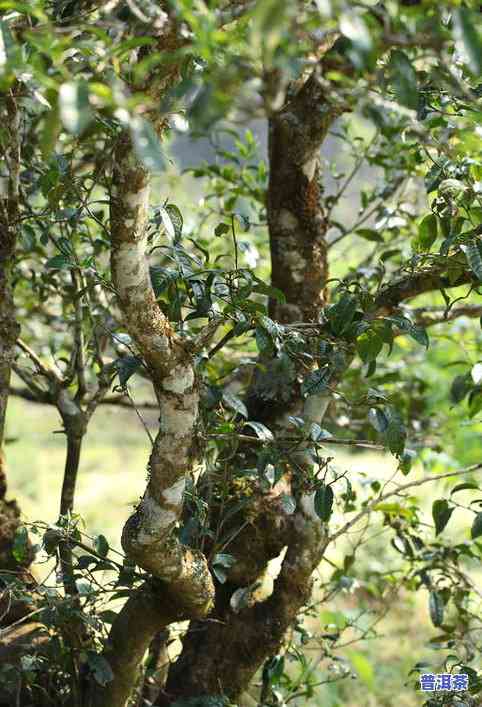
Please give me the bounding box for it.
[5,395,150,548]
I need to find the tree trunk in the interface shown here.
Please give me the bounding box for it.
[0,91,33,583]
[159,66,344,705]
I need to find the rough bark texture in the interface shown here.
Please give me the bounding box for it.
[0,93,33,579]
[161,60,344,704]
[92,131,214,707]
[164,515,327,703]
[111,132,213,611]
[267,72,344,324]
[90,583,185,707]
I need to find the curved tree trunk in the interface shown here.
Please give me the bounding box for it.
[159,59,346,706]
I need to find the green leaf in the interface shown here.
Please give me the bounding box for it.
[429,591,444,627]
[468,392,482,418]
[461,238,482,281]
[94,534,109,558]
[59,81,92,135]
[130,117,165,173]
[212,553,236,584]
[450,373,472,404]
[222,391,248,419]
[471,512,482,540]
[165,204,183,241]
[415,214,438,252]
[453,8,482,76]
[212,553,236,569]
[45,254,71,270]
[356,329,383,363]
[314,484,334,522]
[432,499,454,536]
[368,407,389,433]
[12,526,29,564]
[150,266,178,296]
[86,651,114,687]
[214,223,230,237]
[399,449,415,476]
[115,355,142,387]
[255,326,274,355]
[301,367,331,397]
[356,228,384,243]
[408,325,429,349]
[451,482,478,494]
[348,651,374,688]
[389,50,418,110]
[245,421,274,442]
[327,294,358,336]
[384,413,406,457]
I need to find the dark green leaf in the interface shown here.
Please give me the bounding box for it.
[451,482,479,495]
[45,254,71,270]
[115,355,142,387]
[222,391,248,419]
[399,449,415,476]
[461,238,482,281]
[429,591,444,627]
[314,484,334,522]
[471,512,482,540]
[12,526,29,564]
[301,368,331,397]
[389,50,418,110]
[384,414,406,456]
[432,499,454,536]
[327,294,357,335]
[214,223,230,237]
[368,407,389,433]
[408,326,429,349]
[255,326,274,355]
[252,281,286,303]
[94,534,109,558]
[98,610,118,625]
[450,373,472,404]
[150,266,178,297]
[86,652,114,687]
[356,228,384,243]
[165,204,183,241]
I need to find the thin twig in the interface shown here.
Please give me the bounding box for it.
[328,462,482,545]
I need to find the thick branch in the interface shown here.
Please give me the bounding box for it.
[374,256,477,313]
[91,583,186,707]
[410,303,482,327]
[267,69,344,323]
[98,129,214,707]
